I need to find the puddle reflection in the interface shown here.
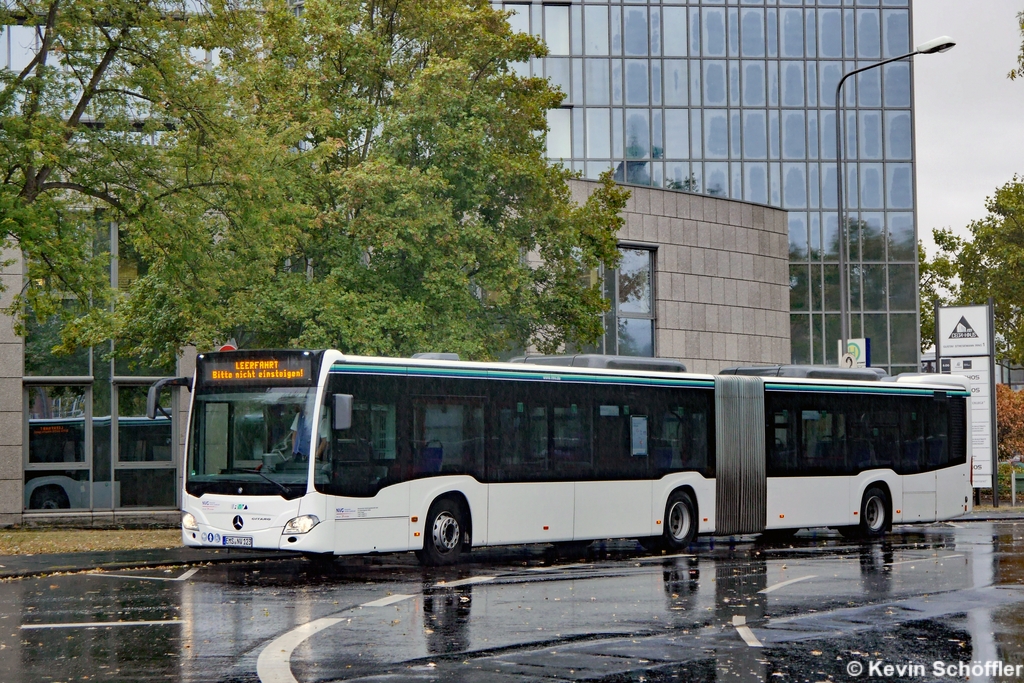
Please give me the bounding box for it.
[3,522,1024,683]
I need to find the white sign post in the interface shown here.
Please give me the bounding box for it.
[936,303,998,499]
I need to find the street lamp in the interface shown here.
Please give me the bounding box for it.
[834,35,955,365]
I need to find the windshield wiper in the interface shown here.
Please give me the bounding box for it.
[231,465,294,497]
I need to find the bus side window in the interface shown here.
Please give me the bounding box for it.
[551,401,591,477]
[868,401,899,471]
[412,397,485,478]
[802,405,846,474]
[801,409,823,470]
[768,407,796,475]
[333,402,396,462]
[487,377,548,483]
[899,402,925,474]
[652,408,682,472]
[924,398,949,469]
[846,401,873,471]
[592,387,654,480]
[948,397,967,466]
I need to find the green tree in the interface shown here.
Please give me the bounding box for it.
[917,238,956,353]
[0,0,237,341]
[68,0,627,364]
[923,177,1024,362]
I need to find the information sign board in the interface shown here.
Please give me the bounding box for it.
[937,303,996,493]
[938,305,990,357]
[941,356,993,489]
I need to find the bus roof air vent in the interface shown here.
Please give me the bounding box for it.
[719,364,885,381]
[411,352,461,361]
[509,354,687,373]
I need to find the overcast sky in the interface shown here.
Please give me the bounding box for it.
[914,1,1024,254]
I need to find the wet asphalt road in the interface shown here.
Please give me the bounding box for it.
[2,522,1024,683]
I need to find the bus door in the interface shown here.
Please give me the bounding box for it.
[936,397,968,519]
[487,385,575,544]
[575,391,652,540]
[322,374,409,554]
[900,400,938,521]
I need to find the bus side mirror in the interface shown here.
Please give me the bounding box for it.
[333,394,353,430]
[146,377,193,419]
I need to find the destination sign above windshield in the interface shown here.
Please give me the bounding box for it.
[199,353,316,386]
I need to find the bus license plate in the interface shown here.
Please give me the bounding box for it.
[222,536,252,548]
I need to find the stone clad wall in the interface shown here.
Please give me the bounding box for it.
[0,248,24,526]
[570,180,790,374]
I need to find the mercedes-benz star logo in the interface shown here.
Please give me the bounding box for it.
[232,515,244,531]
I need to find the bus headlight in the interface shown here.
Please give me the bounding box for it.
[283,515,320,535]
[182,512,199,531]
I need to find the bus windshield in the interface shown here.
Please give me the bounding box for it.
[187,387,318,499]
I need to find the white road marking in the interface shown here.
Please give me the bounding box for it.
[360,594,414,607]
[759,574,817,594]
[257,617,344,683]
[527,563,594,572]
[887,553,964,567]
[21,619,183,630]
[732,615,763,647]
[89,568,201,582]
[434,576,494,588]
[637,554,695,564]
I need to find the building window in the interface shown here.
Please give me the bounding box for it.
[588,247,655,357]
[23,218,179,512]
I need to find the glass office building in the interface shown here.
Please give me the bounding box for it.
[501,0,918,374]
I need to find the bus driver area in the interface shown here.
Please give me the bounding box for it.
[155,349,973,566]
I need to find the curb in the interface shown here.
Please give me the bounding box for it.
[0,549,299,580]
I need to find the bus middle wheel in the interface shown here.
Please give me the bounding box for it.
[663,490,697,550]
[417,497,468,566]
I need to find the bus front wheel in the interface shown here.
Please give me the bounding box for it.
[663,490,698,550]
[417,497,468,566]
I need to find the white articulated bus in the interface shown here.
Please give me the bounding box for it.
[151,350,972,565]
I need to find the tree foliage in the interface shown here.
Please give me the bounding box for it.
[0,0,232,332]
[918,237,957,353]
[5,0,627,366]
[1010,9,1024,81]
[997,383,1024,460]
[919,177,1024,363]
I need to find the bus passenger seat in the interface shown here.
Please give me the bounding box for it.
[654,447,674,470]
[414,442,443,474]
[850,439,871,469]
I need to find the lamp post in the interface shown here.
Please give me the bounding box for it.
[834,35,955,365]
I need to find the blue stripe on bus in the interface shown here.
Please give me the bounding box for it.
[328,364,967,397]
[765,382,970,397]
[329,363,715,389]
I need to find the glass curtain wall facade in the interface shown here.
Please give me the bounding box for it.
[499,0,918,374]
[23,220,179,512]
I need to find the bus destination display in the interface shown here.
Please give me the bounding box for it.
[201,356,314,385]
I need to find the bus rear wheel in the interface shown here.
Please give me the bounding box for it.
[859,487,890,536]
[662,490,697,550]
[840,486,890,539]
[417,497,468,566]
